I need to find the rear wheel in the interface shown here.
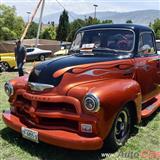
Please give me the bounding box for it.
[39,54,45,61]
[1,62,10,71]
[104,106,131,152]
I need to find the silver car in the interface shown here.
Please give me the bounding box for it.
[26,47,52,61]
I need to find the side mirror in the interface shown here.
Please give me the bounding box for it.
[139,44,151,54]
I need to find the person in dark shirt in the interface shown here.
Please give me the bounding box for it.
[14,40,26,76]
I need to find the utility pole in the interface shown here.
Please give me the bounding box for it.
[36,0,45,47]
[26,11,31,24]
[21,0,43,42]
[93,4,98,19]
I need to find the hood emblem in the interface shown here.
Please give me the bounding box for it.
[34,69,41,76]
[28,82,54,92]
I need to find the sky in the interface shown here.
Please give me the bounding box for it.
[0,0,160,18]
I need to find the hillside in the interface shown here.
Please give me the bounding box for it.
[40,10,160,25]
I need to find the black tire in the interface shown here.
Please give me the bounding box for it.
[39,54,45,61]
[0,64,3,72]
[104,106,131,152]
[1,62,10,71]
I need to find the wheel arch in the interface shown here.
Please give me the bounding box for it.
[103,101,138,151]
[125,100,140,126]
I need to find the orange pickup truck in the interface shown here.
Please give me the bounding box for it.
[2,24,160,152]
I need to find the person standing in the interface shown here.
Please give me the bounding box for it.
[14,40,26,76]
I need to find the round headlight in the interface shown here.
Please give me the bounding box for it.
[83,93,100,112]
[4,82,14,97]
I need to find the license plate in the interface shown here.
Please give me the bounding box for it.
[21,127,39,143]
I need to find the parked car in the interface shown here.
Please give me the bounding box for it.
[156,40,160,54]
[54,43,71,56]
[0,54,16,71]
[26,47,52,61]
[0,52,14,57]
[2,24,160,152]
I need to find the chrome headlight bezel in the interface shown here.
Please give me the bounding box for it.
[4,82,14,97]
[83,93,100,112]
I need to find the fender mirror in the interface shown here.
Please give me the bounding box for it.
[139,44,151,54]
[61,46,65,50]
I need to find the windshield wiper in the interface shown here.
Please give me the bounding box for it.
[92,48,120,56]
[70,49,96,56]
[69,49,80,54]
[80,52,95,56]
[93,47,119,53]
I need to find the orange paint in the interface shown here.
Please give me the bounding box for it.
[2,24,160,150]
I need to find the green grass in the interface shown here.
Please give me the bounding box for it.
[0,63,160,160]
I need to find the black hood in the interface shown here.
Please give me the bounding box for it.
[28,55,121,86]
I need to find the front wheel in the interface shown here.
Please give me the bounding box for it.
[1,62,10,71]
[39,54,45,61]
[104,106,131,152]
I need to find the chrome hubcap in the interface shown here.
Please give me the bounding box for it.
[2,62,9,71]
[115,110,129,144]
[40,55,45,61]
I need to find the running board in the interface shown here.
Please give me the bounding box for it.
[141,94,160,118]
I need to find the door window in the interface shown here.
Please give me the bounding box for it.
[27,48,34,53]
[138,32,156,55]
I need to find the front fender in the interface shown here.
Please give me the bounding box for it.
[9,75,29,92]
[1,56,16,68]
[68,79,141,139]
[90,79,141,110]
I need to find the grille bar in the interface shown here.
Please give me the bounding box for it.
[37,102,77,113]
[15,94,80,132]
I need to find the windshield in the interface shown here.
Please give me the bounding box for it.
[70,29,135,54]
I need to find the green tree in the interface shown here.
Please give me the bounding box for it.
[85,16,100,25]
[126,20,133,24]
[67,19,85,42]
[1,27,17,40]
[14,16,25,39]
[67,17,114,42]
[150,19,160,39]
[101,19,113,24]
[41,25,56,40]
[26,22,39,39]
[0,4,25,40]
[56,10,69,41]
[0,17,4,40]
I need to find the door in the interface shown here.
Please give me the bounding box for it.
[134,32,160,101]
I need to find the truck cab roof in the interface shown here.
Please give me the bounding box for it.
[78,24,153,33]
